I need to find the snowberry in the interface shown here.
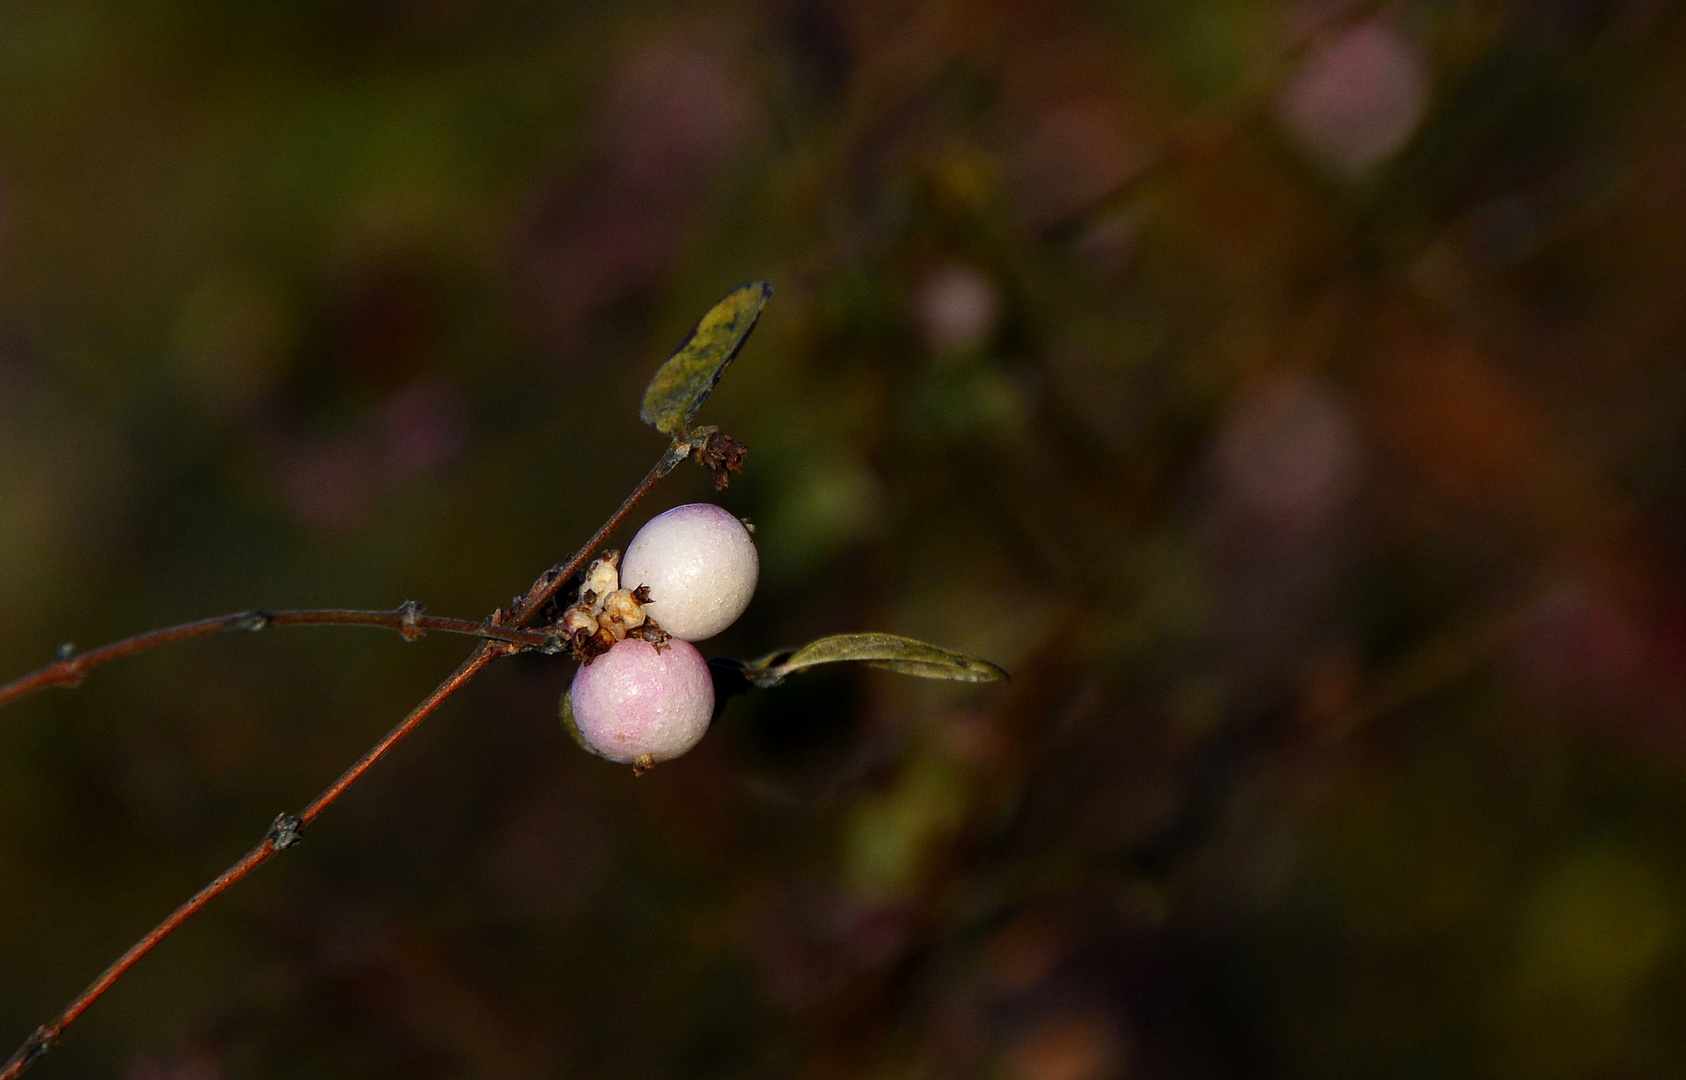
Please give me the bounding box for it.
[566,637,713,767]
[619,503,758,642]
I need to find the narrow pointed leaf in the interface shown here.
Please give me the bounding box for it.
[641,281,772,435]
[740,632,1007,687]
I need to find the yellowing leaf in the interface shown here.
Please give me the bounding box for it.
[640,282,771,435]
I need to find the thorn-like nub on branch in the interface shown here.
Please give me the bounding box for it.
[696,430,748,490]
[5,1026,57,1076]
[267,813,305,851]
[396,601,426,642]
[235,611,271,633]
[50,643,85,688]
[20,1029,53,1066]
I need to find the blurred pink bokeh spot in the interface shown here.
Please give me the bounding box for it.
[1210,373,1363,537]
[1275,19,1431,178]
[917,263,1002,353]
[275,377,466,533]
[376,376,466,480]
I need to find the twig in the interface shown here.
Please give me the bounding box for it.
[1044,0,1396,241]
[0,438,692,1080]
[0,605,564,710]
[507,442,688,626]
[0,648,496,1080]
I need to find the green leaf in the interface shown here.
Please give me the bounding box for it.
[640,281,772,435]
[739,632,1008,688]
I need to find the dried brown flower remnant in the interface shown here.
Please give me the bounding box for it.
[601,588,648,638]
[582,552,622,607]
[557,548,662,659]
[626,622,671,651]
[697,429,748,489]
[561,607,600,649]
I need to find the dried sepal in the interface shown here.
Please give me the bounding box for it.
[574,628,618,663]
[626,621,671,651]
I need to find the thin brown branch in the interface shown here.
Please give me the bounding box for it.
[506,442,685,626]
[297,647,500,825]
[0,605,562,711]
[0,437,690,1079]
[0,648,498,1080]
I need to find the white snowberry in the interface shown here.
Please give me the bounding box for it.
[619,503,758,642]
[567,637,714,766]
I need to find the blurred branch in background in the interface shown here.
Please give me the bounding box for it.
[4,0,1686,1077]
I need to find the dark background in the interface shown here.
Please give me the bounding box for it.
[3,0,1686,1077]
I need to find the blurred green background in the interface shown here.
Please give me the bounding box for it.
[3,0,1686,1076]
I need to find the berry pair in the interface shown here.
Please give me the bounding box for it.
[565,502,757,768]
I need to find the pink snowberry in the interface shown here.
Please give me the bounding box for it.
[619,502,758,642]
[567,637,713,767]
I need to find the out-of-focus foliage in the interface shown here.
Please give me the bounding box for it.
[3,0,1686,1078]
